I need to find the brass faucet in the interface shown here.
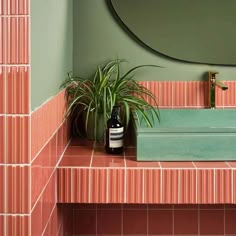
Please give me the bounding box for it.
[208,71,228,108]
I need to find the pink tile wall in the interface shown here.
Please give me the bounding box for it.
[1,1,31,235]
[61,204,236,236]
[139,80,236,108]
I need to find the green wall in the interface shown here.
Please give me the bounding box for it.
[31,0,73,110]
[73,0,236,82]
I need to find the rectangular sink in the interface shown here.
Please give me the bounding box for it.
[133,109,236,161]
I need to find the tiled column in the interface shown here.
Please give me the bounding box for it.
[0,0,30,235]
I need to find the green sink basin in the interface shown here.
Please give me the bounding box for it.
[133,109,236,161]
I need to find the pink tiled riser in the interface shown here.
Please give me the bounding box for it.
[139,80,236,108]
[58,143,236,204]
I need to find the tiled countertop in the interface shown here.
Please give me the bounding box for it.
[57,138,236,204]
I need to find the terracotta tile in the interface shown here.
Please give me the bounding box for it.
[0,67,4,113]
[148,204,173,209]
[6,66,30,114]
[123,209,147,234]
[97,204,122,209]
[194,161,229,168]
[73,209,96,235]
[126,156,160,168]
[162,169,179,204]
[59,155,91,167]
[97,209,122,234]
[174,209,198,234]
[94,145,124,157]
[199,204,225,209]
[225,209,236,234]
[6,215,30,236]
[174,204,198,209]
[107,169,125,203]
[123,204,147,209]
[31,141,52,207]
[215,169,232,203]
[0,116,5,163]
[6,17,29,64]
[185,81,199,108]
[148,209,173,234]
[6,116,30,163]
[223,81,236,107]
[6,165,30,214]
[144,169,161,203]
[92,155,125,167]
[64,145,93,156]
[233,169,236,204]
[160,161,195,168]
[42,173,56,231]
[179,169,197,204]
[197,169,214,203]
[159,81,173,108]
[227,161,236,168]
[90,169,107,203]
[9,0,29,15]
[215,83,225,108]
[0,215,4,236]
[126,169,144,203]
[50,133,57,167]
[73,203,97,210]
[49,205,58,236]
[31,196,42,236]
[70,137,94,146]
[200,209,224,235]
[198,81,209,107]
[124,147,136,157]
[0,166,4,213]
[0,18,6,64]
[57,168,90,203]
[173,81,185,108]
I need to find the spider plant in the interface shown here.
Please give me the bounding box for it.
[60,59,162,140]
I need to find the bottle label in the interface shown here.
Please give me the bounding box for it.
[109,127,124,148]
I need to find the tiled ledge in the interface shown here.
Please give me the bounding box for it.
[57,138,236,204]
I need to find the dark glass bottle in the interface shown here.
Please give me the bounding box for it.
[105,106,124,154]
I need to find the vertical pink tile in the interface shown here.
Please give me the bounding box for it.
[174,209,198,235]
[107,169,125,203]
[198,81,209,107]
[73,209,97,235]
[50,133,57,167]
[173,81,185,108]
[162,169,179,204]
[42,173,56,232]
[6,116,29,163]
[148,209,173,235]
[215,169,232,203]
[0,166,4,213]
[225,209,236,235]
[6,165,30,213]
[179,169,196,204]
[0,215,4,236]
[90,169,107,203]
[0,18,6,64]
[0,66,5,113]
[126,169,143,203]
[159,81,173,108]
[147,81,159,107]
[31,196,42,236]
[6,17,29,64]
[6,66,30,114]
[0,116,5,163]
[123,209,147,234]
[97,209,122,235]
[144,169,161,203]
[222,81,236,108]
[5,215,30,236]
[185,81,199,108]
[197,169,215,203]
[200,209,224,235]
[233,170,236,204]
